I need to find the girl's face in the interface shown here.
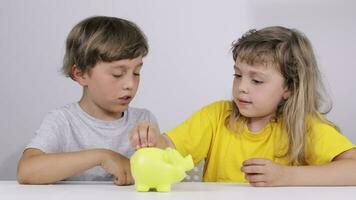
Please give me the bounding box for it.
[78,56,142,120]
[232,60,290,120]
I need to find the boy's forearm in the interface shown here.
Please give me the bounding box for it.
[17,149,110,184]
[287,159,356,186]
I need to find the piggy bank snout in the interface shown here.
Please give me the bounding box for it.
[183,154,194,171]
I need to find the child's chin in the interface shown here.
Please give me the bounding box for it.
[238,110,254,118]
[116,104,130,111]
[109,104,129,113]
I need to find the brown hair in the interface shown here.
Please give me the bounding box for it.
[62,16,148,79]
[227,26,334,165]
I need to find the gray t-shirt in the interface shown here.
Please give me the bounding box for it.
[26,102,158,181]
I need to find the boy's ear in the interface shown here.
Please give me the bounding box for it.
[71,65,88,86]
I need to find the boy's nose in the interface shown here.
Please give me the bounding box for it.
[122,75,136,90]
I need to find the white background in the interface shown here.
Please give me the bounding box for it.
[1,0,355,179]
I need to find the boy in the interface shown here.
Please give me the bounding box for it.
[17,16,157,185]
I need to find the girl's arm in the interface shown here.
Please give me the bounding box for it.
[288,148,356,186]
[241,148,356,186]
[17,148,133,185]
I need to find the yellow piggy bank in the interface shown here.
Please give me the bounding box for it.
[130,147,194,192]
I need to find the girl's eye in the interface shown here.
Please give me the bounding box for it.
[134,73,140,76]
[113,74,122,78]
[233,74,241,78]
[252,79,264,84]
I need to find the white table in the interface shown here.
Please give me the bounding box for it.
[1,181,355,200]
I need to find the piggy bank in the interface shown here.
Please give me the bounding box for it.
[130,147,194,192]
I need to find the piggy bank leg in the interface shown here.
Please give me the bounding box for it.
[156,184,171,192]
[135,183,150,192]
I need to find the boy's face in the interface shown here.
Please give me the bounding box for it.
[232,60,290,120]
[78,56,142,120]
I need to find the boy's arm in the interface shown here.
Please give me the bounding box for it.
[17,148,133,185]
[241,148,356,186]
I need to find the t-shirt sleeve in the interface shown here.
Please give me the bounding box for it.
[26,110,67,153]
[166,103,220,166]
[306,122,356,165]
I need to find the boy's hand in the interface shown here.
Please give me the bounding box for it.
[100,150,133,185]
[129,122,162,149]
[241,158,290,187]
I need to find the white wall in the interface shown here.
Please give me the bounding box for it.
[0,0,355,180]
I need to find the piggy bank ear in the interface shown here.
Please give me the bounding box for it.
[163,148,182,165]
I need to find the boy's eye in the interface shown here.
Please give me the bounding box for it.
[134,73,140,76]
[113,74,122,78]
[252,79,264,84]
[233,74,241,78]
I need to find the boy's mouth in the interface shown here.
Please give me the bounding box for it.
[117,95,132,104]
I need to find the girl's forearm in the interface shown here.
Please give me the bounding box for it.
[157,134,175,149]
[288,159,356,186]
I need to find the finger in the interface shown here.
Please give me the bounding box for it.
[128,126,135,140]
[147,124,158,147]
[113,176,121,185]
[152,123,160,133]
[129,126,140,149]
[243,158,269,166]
[138,123,149,147]
[132,134,140,150]
[126,169,135,185]
[112,169,126,185]
[114,173,127,186]
[249,181,267,187]
[245,174,266,183]
[241,165,265,174]
[146,125,153,147]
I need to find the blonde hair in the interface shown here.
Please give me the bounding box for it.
[62,16,148,79]
[227,26,335,165]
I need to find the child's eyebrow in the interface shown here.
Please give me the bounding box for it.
[249,71,267,77]
[112,62,143,69]
[234,65,268,77]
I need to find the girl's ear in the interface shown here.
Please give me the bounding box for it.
[71,65,88,86]
[283,88,291,100]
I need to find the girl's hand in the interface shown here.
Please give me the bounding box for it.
[241,158,290,187]
[100,150,133,185]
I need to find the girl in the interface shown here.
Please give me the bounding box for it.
[130,26,356,186]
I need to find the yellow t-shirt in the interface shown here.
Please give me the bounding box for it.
[166,100,355,182]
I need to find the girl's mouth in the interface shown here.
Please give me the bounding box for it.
[237,99,252,106]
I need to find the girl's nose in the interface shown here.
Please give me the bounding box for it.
[238,79,248,94]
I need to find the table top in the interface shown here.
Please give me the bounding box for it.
[1,181,355,200]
